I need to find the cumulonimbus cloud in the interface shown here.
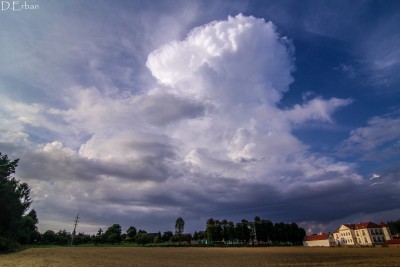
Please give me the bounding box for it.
[1,14,364,232]
[142,14,356,187]
[147,14,295,105]
[20,14,358,195]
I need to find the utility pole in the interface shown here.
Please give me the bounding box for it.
[71,213,79,245]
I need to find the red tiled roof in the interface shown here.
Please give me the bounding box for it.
[355,222,381,229]
[380,221,387,227]
[304,234,330,241]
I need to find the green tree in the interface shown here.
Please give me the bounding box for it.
[237,219,251,243]
[0,153,33,251]
[297,226,306,244]
[274,222,288,242]
[94,228,104,244]
[289,222,300,243]
[221,219,229,242]
[153,232,162,243]
[125,226,137,243]
[387,219,400,235]
[55,230,69,245]
[206,218,215,242]
[18,209,40,245]
[104,224,122,244]
[134,230,152,245]
[254,216,263,242]
[262,219,274,242]
[41,230,57,245]
[227,221,236,243]
[214,220,222,242]
[162,231,173,242]
[193,231,206,241]
[175,217,185,241]
[74,232,91,245]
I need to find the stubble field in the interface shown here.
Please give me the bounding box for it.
[1,246,400,267]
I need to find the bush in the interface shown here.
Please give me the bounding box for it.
[0,237,21,253]
[135,233,152,245]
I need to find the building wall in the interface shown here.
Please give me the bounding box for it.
[355,227,388,246]
[335,226,356,245]
[369,228,386,244]
[383,226,392,241]
[303,239,330,247]
[355,229,371,245]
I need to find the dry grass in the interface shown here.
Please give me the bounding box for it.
[1,246,400,267]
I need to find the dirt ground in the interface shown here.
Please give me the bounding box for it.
[1,246,400,267]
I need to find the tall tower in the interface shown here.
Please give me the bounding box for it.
[70,214,79,245]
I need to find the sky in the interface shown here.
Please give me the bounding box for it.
[1,0,400,235]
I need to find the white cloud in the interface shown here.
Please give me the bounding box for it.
[339,115,400,159]
[147,14,294,104]
[285,97,353,126]
[2,13,367,232]
[143,14,359,188]
[0,96,63,148]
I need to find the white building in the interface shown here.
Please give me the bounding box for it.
[354,222,391,245]
[333,222,392,246]
[333,224,356,246]
[303,233,335,247]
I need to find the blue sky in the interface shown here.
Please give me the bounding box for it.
[1,0,399,235]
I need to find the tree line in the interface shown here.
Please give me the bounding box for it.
[28,216,306,247]
[2,152,400,251]
[14,217,188,247]
[193,217,306,245]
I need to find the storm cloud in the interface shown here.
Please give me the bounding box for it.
[1,2,399,234]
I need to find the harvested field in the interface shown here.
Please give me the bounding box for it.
[1,246,400,267]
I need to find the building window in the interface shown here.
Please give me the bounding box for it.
[364,237,368,243]
[373,237,377,242]
[356,231,359,236]
[362,230,366,236]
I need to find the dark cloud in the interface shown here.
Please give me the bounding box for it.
[137,92,206,125]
